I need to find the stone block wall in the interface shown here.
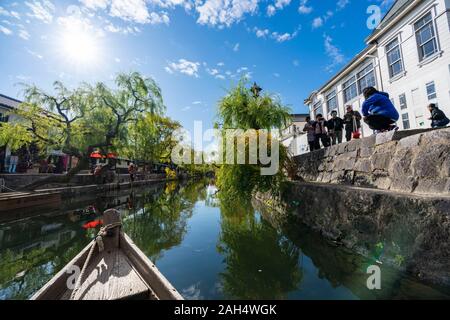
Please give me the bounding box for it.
[293,127,450,195]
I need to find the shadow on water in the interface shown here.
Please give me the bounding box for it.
[0,180,449,300]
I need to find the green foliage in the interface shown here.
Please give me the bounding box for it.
[215,80,291,202]
[118,113,181,163]
[217,80,291,130]
[0,72,183,183]
[0,122,33,152]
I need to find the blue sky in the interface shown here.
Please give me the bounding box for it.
[0,0,394,132]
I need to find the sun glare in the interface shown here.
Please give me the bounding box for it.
[61,30,99,65]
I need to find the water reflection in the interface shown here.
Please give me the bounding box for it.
[0,180,449,300]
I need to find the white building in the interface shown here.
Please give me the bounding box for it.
[280,113,310,156]
[305,0,450,137]
[0,94,21,168]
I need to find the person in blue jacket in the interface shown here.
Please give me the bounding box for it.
[362,87,399,131]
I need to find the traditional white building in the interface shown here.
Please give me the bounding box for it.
[280,113,310,155]
[305,0,450,137]
[0,94,21,168]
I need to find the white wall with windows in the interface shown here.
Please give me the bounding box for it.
[377,0,450,130]
[305,0,450,137]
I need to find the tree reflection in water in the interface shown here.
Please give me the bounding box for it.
[122,180,209,262]
[217,197,303,300]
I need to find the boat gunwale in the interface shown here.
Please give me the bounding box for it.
[30,232,183,300]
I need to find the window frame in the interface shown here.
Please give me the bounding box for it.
[426,81,437,100]
[386,38,404,78]
[343,75,358,103]
[414,12,438,61]
[356,63,376,94]
[402,113,411,130]
[313,100,323,117]
[399,93,407,110]
[326,90,338,115]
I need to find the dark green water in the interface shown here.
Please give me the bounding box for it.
[0,180,449,300]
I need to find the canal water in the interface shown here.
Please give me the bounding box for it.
[1,180,449,300]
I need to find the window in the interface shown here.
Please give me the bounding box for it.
[415,12,438,61]
[0,113,9,123]
[343,76,357,102]
[357,63,376,94]
[326,90,338,114]
[399,94,407,110]
[313,101,323,117]
[386,38,404,78]
[402,113,410,130]
[426,81,437,100]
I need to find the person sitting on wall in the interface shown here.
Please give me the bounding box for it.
[343,105,362,142]
[428,103,450,128]
[326,111,344,145]
[303,116,317,152]
[313,114,330,149]
[361,87,399,132]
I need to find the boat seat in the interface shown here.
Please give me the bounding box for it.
[69,249,151,300]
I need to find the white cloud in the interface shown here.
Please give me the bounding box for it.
[266,5,275,17]
[253,26,300,42]
[109,0,151,24]
[0,25,12,35]
[166,59,201,77]
[298,0,312,14]
[312,16,323,29]
[337,0,349,10]
[79,0,110,10]
[26,48,43,59]
[25,0,55,24]
[271,30,299,42]
[233,43,240,52]
[267,0,291,16]
[19,29,30,40]
[324,34,345,71]
[293,59,299,67]
[0,7,21,19]
[196,0,259,27]
[255,27,269,38]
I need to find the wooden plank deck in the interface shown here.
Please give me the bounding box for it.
[70,249,151,300]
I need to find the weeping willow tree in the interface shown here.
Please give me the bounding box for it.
[0,72,165,190]
[215,80,291,202]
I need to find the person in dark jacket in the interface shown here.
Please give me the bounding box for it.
[362,87,399,131]
[303,116,317,152]
[326,111,344,145]
[343,105,362,142]
[313,114,330,149]
[428,104,450,128]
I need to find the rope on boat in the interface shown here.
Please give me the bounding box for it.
[70,222,122,300]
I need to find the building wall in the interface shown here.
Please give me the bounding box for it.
[376,0,450,130]
[306,0,450,138]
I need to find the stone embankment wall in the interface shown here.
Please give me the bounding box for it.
[256,182,450,287]
[293,127,450,195]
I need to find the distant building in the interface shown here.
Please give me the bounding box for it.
[281,113,310,156]
[305,0,450,137]
[0,94,22,171]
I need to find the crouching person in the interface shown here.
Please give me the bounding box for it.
[428,103,450,128]
[362,87,399,132]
